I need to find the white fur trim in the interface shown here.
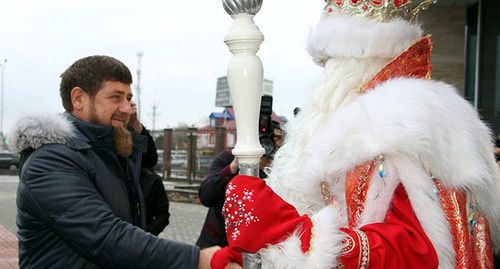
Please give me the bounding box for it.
[8,113,74,153]
[302,77,500,256]
[307,15,423,66]
[393,156,455,268]
[308,78,498,195]
[268,76,500,265]
[260,206,346,269]
[357,157,400,227]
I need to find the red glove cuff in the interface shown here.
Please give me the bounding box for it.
[224,175,313,253]
[210,246,243,269]
[298,216,313,253]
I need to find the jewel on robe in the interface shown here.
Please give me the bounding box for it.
[377,155,385,178]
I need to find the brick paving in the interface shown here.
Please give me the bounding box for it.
[0,225,18,269]
[160,202,208,244]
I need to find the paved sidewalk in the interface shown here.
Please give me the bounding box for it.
[0,225,18,269]
[160,201,208,244]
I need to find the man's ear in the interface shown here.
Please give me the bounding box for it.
[70,87,89,111]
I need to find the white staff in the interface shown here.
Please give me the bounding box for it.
[222,0,264,268]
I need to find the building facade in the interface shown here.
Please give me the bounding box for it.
[197,107,286,151]
[422,0,499,135]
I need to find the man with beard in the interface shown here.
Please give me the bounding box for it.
[9,55,220,268]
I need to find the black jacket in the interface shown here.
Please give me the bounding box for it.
[136,127,170,236]
[140,168,170,235]
[12,113,199,269]
[196,150,236,248]
[139,126,158,169]
[195,150,266,248]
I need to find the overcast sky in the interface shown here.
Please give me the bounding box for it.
[0,0,325,132]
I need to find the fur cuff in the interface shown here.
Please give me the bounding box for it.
[259,205,346,269]
[8,113,74,153]
[307,15,422,66]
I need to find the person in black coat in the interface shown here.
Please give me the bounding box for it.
[196,125,283,248]
[128,102,170,236]
[196,149,238,248]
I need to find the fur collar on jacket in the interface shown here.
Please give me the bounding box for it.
[8,113,74,154]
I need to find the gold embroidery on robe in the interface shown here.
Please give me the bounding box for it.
[433,179,473,268]
[472,214,494,269]
[325,35,494,268]
[345,161,376,227]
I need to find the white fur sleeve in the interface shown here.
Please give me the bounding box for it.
[259,205,346,269]
[306,78,497,190]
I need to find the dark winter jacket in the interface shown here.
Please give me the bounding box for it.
[196,150,236,248]
[139,126,158,169]
[140,168,170,235]
[195,150,266,248]
[135,127,170,235]
[10,113,199,269]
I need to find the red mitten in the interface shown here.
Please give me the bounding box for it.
[210,246,243,269]
[223,175,313,253]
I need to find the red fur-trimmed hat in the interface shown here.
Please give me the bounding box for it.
[307,0,436,66]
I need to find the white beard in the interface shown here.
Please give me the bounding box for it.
[266,57,389,214]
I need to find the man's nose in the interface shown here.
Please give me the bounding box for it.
[120,101,133,115]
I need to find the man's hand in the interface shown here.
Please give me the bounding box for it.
[210,246,242,269]
[229,158,238,175]
[127,101,143,133]
[198,246,221,269]
[225,263,242,269]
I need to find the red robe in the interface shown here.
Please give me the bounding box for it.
[335,36,493,269]
[339,185,438,268]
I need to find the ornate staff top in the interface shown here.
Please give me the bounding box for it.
[223,0,263,15]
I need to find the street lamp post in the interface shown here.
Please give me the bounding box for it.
[0,59,7,139]
[136,52,143,120]
[222,0,265,268]
[186,127,198,185]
